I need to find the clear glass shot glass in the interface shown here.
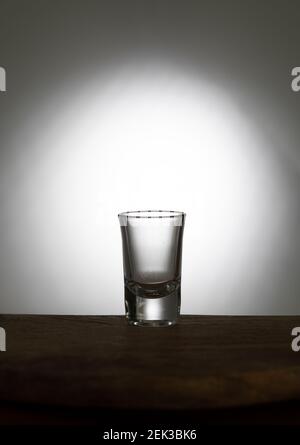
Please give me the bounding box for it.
[118,210,185,327]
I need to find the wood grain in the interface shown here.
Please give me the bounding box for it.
[0,315,300,415]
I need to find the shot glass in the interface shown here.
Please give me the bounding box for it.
[118,210,185,327]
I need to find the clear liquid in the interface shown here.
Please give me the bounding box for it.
[120,222,184,326]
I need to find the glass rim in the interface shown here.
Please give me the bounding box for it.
[118,210,186,219]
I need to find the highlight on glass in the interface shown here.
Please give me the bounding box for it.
[118,210,186,327]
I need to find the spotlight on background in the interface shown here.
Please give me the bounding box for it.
[2,61,294,314]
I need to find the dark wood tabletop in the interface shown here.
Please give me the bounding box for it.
[0,315,300,425]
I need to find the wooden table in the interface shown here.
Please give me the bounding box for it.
[0,315,300,425]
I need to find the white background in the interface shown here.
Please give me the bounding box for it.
[0,1,299,314]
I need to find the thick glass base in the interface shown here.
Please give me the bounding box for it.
[127,319,176,327]
[124,283,181,327]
